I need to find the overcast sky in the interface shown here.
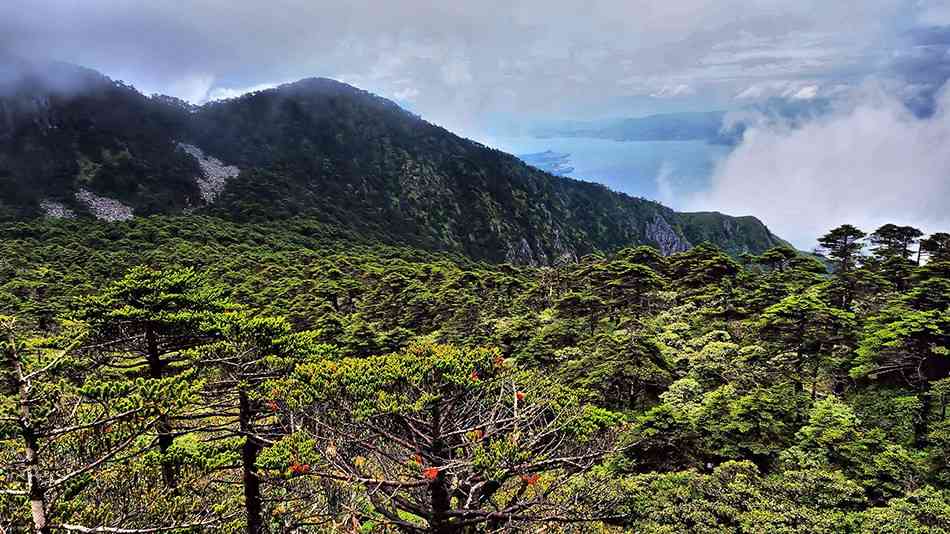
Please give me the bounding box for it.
[2,0,950,246]
[3,1,944,130]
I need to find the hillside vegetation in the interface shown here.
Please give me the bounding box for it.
[1,217,949,532]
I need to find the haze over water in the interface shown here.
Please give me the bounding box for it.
[492,136,731,209]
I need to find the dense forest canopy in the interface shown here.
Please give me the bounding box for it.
[1,216,949,532]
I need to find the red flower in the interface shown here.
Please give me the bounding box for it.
[423,467,440,480]
[515,391,526,402]
[412,454,423,465]
[493,355,505,367]
[290,463,310,475]
[267,400,279,412]
[521,473,540,485]
[470,370,480,382]
[473,429,484,440]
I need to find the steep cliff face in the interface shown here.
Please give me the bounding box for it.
[0,61,787,262]
[646,213,691,255]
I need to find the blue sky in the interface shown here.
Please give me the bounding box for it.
[2,0,950,246]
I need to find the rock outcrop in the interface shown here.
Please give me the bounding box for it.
[38,200,75,219]
[75,189,133,221]
[176,143,240,202]
[646,214,691,255]
[506,237,538,266]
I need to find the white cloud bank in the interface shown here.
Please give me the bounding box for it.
[206,82,284,102]
[688,84,950,249]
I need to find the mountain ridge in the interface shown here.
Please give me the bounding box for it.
[530,111,741,144]
[0,60,788,263]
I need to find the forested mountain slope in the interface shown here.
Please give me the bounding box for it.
[0,60,786,263]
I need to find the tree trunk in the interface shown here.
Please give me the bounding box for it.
[794,323,806,395]
[239,391,264,534]
[146,327,176,488]
[22,396,49,534]
[811,362,819,401]
[428,401,455,534]
[794,319,807,423]
[7,341,50,534]
[915,385,933,447]
[794,354,804,396]
[941,390,947,421]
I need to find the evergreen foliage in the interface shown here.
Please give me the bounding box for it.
[1,216,949,532]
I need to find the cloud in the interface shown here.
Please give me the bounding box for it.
[3,1,949,246]
[654,163,678,206]
[205,82,285,102]
[165,74,215,103]
[688,83,950,249]
[885,25,950,116]
[916,0,950,25]
[790,85,819,99]
[734,81,835,101]
[650,84,695,98]
[392,86,421,102]
[0,0,919,134]
[440,58,473,86]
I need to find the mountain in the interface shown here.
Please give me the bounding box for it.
[0,60,787,263]
[0,58,204,218]
[527,98,837,147]
[530,111,743,145]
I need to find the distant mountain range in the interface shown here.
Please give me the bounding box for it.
[529,99,832,145]
[530,111,741,144]
[0,59,788,263]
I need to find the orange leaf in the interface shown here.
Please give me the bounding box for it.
[290,462,310,475]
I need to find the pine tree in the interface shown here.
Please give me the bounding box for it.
[758,288,854,402]
[197,312,334,534]
[259,343,624,532]
[753,246,800,273]
[76,266,231,488]
[555,291,607,335]
[853,263,950,445]
[869,224,923,262]
[667,244,741,302]
[921,232,950,263]
[817,225,866,273]
[1,316,225,531]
